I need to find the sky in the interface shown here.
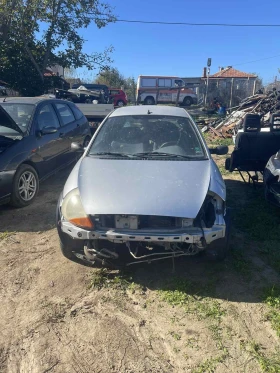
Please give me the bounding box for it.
[76,0,280,84]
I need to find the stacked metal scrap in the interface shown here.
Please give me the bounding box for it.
[202,91,280,138]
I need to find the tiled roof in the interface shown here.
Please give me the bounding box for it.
[210,67,256,78]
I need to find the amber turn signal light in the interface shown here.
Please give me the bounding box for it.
[69,217,94,229]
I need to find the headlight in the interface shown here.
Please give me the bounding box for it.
[61,188,94,229]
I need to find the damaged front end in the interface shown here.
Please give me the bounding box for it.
[59,190,227,266]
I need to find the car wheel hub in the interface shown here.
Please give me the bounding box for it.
[18,171,37,201]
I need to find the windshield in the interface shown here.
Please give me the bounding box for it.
[88,115,207,159]
[0,103,34,134]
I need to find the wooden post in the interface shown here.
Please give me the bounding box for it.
[156,88,160,105]
[175,87,181,107]
[229,78,234,109]
[253,79,257,95]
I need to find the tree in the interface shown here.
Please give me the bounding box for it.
[0,0,115,88]
[94,68,126,87]
[124,77,137,104]
[0,38,59,95]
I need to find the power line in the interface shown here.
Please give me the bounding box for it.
[233,54,280,67]
[97,16,280,27]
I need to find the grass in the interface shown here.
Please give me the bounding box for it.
[242,341,280,373]
[170,331,181,341]
[0,231,14,241]
[203,133,233,147]
[230,249,252,277]
[192,354,227,373]
[263,286,280,337]
[89,268,140,292]
[160,277,225,321]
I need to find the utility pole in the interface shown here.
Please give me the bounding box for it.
[204,58,211,106]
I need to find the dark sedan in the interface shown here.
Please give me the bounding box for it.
[0,97,91,207]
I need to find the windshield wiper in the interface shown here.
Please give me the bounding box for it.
[89,152,132,158]
[132,152,205,159]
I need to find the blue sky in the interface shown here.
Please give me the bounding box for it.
[78,0,280,84]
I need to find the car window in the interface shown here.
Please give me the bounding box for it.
[37,104,60,131]
[158,79,172,87]
[89,115,206,158]
[0,103,34,133]
[69,104,84,120]
[174,80,184,87]
[55,103,75,126]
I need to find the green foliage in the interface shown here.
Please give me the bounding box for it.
[242,341,280,373]
[0,0,115,94]
[263,286,280,336]
[94,68,137,103]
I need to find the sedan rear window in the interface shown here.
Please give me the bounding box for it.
[0,103,34,133]
[89,115,206,159]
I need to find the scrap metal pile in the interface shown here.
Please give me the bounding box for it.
[201,90,280,138]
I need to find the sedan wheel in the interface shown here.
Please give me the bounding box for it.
[10,165,39,207]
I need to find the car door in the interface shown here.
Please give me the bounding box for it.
[158,78,172,102]
[34,103,64,178]
[53,102,81,165]
[68,102,90,143]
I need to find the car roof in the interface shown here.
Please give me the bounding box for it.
[110,105,190,118]
[0,96,70,105]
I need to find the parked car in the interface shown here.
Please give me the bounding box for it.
[109,88,127,107]
[264,151,280,207]
[0,97,91,207]
[56,105,229,267]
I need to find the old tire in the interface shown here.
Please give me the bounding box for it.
[10,164,39,207]
[183,97,193,106]
[144,97,155,105]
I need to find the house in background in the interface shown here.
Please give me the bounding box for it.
[201,66,259,107]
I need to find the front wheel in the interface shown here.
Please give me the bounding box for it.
[10,164,39,207]
[183,97,193,106]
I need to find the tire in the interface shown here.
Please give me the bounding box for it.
[117,100,125,107]
[10,164,39,207]
[144,97,155,105]
[183,97,193,106]
[85,99,92,104]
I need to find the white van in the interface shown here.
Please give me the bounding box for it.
[136,75,197,106]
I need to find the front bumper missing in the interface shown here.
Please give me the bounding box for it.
[61,220,226,245]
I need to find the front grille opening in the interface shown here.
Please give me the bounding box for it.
[92,214,180,230]
[139,215,178,229]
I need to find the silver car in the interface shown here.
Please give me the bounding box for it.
[56,105,230,267]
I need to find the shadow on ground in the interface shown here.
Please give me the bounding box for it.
[0,165,73,233]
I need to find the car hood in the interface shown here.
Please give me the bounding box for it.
[73,157,213,218]
[0,105,23,135]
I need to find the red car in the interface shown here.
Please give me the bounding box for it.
[109,88,127,107]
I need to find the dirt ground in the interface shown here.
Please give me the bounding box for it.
[1,158,280,373]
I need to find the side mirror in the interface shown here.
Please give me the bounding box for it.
[41,126,58,135]
[209,145,228,155]
[71,142,84,152]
